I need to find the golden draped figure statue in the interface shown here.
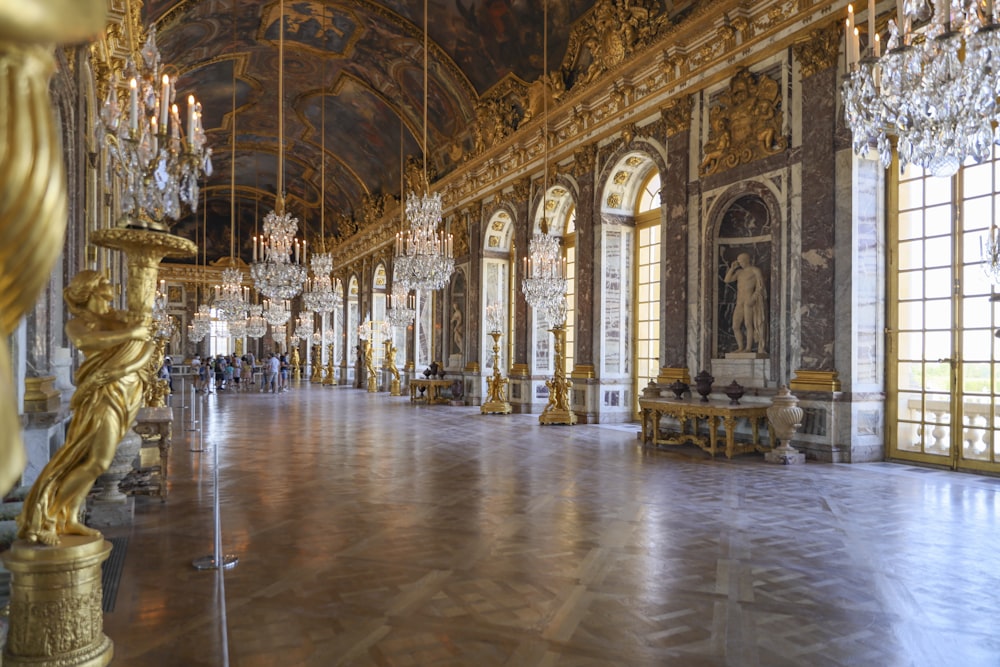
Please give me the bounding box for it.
[17,271,153,545]
[0,0,107,497]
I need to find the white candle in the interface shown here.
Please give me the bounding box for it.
[295,240,300,264]
[853,27,861,65]
[187,95,195,143]
[253,236,258,262]
[159,74,170,131]
[845,19,853,68]
[302,238,306,261]
[874,32,880,58]
[129,78,138,132]
[150,116,158,152]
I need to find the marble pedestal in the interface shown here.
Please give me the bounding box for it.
[712,357,772,389]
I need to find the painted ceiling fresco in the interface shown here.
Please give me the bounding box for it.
[141,0,700,262]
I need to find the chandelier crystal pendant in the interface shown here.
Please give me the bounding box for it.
[228,318,247,339]
[246,304,268,339]
[96,26,212,229]
[263,298,290,327]
[842,0,1000,177]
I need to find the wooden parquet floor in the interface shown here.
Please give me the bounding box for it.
[102,380,1000,666]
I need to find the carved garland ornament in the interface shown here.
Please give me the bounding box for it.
[699,68,788,177]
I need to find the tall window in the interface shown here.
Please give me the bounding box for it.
[564,207,576,373]
[889,150,1000,474]
[634,171,662,414]
[209,308,231,357]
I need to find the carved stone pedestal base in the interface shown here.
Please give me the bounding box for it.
[390,377,401,396]
[2,535,113,667]
[539,408,578,425]
[481,399,512,415]
[764,446,806,465]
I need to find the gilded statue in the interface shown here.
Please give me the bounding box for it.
[18,271,153,545]
[0,0,107,497]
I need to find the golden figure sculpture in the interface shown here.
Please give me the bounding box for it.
[0,0,107,498]
[18,271,153,546]
[311,343,323,382]
[384,338,401,395]
[291,345,301,379]
[323,342,335,385]
[142,335,171,408]
[364,340,377,392]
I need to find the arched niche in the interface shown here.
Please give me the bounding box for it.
[706,184,780,361]
[529,184,576,376]
[448,268,466,366]
[347,274,360,379]
[599,150,663,215]
[481,207,515,375]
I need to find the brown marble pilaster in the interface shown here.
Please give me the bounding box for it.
[572,144,597,370]
[798,64,838,371]
[661,110,690,369]
[466,203,483,365]
[511,179,531,371]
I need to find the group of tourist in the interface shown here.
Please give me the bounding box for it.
[181,351,291,394]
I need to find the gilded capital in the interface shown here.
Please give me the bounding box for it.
[793,25,842,78]
[573,143,597,177]
[662,95,693,137]
[512,178,531,204]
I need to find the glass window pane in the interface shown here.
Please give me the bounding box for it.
[899,210,923,240]
[898,270,924,300]
[964,295,992,329]
[925,204,953,238]
[925,235,952,268]
[925,299,952,330]
[963,331,994,362]
[898,239,923,270]
[963,362,993,393]
[925,364,951,391]
[925,267,951,299]
[963,197,992,233]
[898,361,923,390]
[899,179,923,210]
[898,331,924,360]
[964,162,993,199]
[899,300,924,330]
[925,177,953,206]
[924,330,951,359]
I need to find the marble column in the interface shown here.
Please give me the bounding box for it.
[510,178,531,373]
[572,144,597,375]
[466,204,483,368]
[660,100,692,378]
[794,33,840,380]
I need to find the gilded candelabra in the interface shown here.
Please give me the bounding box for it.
[481,331,512,415]
[539,323,577,425]
[384,338,401,396]
[310,343,323,382]
[323,343,336,386]
[364,340,377,392]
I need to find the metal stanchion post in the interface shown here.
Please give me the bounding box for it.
[190,394,205,452]
[187,377,198,432]
[192,426,238,571]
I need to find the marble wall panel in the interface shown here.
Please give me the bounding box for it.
[662,128,690,367]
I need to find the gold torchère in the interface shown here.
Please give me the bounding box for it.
[0,0,107,498]
[481,331,512,414]
[7,228,194,667]
[364,339,377,392]
[323,342,335,385]
[384,338,401,395]
[539,324,577,425]
[310,343,323,382]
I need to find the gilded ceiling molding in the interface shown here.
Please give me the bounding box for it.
[699,68,789,177]
[662,94,693,137]
[792,24,842,78]
[89,0,143,102]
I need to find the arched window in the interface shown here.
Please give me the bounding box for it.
[634,170,662,414]
[563,207,577,374]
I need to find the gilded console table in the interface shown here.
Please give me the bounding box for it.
[638,397,774,459]
[409,378,453,404]
[132,406,174,499]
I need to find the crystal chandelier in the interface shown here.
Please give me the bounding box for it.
[394,192,454,292]
[485,302,504,334]
[522,232,567,325]
[842,0,1000,177]
[393,0,454,294]
[246,304,268,339]
[386,281,415,327]
[96,26,212,229]
[214,267,248,322]
[228,318,247,339]
[189,303,213,343]
[302,252,340,313]
[251,200,308,299]
[294,312,314,340]
[263,299,290,327]
[251,0,307,299]
[152,284,175,340]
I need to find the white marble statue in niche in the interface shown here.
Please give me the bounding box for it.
[723,252,767,354]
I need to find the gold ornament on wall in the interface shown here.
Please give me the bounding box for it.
[792,24,842,78]
[700,68,788,177]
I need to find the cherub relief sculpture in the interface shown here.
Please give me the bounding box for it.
[700,68,789,176]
